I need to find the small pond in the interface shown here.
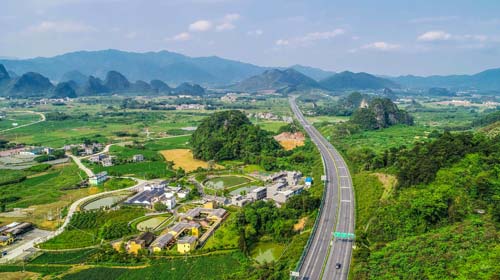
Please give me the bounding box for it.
[83,194,128,211]
[204,176,251,190]
[250,242,285,263]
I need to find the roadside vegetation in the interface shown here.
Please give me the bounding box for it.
[302,96,500,279]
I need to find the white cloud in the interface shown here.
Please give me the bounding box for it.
[417,30,452,42]
[276,29,345,47]
[189,20,213,32]
[224,13,240,22]
[247,29,263,36]
[170,32,191,41]
[418,31,489,44]
[215,13,240,32]
[361,41,400,51]
[297,29,345,42]
[275,39,289,46]
[216,22,235,31]
[28,20,96,33]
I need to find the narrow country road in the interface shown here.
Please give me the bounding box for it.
[68,154,95,177]
[290,96,355,280]
[0,111,46,134]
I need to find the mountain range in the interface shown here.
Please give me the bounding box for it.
[388,68,500,90]
[233,68,321,91]
[232,69,398,92]
[0,49,499,92]
[0,64,205,98]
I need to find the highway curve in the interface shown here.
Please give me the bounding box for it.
[290,97,355,280]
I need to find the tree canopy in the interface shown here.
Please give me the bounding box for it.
[190,110,281,162]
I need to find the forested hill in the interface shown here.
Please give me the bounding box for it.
[190,110,281,163]
[348,129,500,279]
[350,97,413,129]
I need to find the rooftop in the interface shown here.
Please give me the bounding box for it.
[151,233,174,247]
[178,235,197,244]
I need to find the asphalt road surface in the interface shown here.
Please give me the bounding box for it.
[290,97,355,280]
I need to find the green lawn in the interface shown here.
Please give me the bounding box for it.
[101,178,136,191]
[136,215,170,231]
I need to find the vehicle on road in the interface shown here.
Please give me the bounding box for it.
[336,263,342,269]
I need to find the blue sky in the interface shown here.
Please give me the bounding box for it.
[1,0,499,76]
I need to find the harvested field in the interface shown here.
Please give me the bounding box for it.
[0,271,40,280]
[274,132,305,150]
[160,149,223,172]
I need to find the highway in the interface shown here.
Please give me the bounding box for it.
[290,97,355,280]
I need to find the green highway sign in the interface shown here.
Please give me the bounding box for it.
[333,232,355,240]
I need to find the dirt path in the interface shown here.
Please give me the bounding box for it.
[0,111,46,134]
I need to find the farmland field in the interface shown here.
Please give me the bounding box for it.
[92,161,175,179]
[31,248,98,264]
[0,163,86,208]
[0,111,42,130]
[160,149,223,172]
[39,207,147,249]
[61,252,247,280]
[0,163,99,229]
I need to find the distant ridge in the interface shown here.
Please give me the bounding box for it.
[389,68,500,90]
[1,49,499,90]
[0,49,337,87]
[233,68,321,92]
[0,64,206,98]
[320,71,399,90]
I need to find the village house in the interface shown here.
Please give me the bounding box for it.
[89,171,108,185]
[125,180,179,209]
[132,154,144,162]
[177,236,197,254]
[126,232,156,254]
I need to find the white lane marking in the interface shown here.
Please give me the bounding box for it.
[341,200,351,203]
[341,187,350,189]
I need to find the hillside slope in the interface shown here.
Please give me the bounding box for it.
[233,68,321,91]
[320,71,399,90]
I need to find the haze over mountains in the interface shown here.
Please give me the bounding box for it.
[0,49,499,96]
[0,64,205,98]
